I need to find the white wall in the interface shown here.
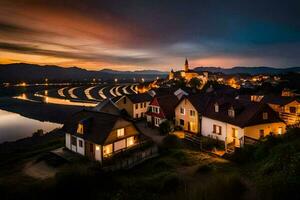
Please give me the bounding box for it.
[65,133,71,149]
[202,116,244,147]
[202,116,227,141]
[76,137,85,155]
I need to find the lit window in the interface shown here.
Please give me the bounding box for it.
[278,127,283,135]
[263,112,268,120]
[103,144,113,156]
[77,123,84,134]
[117,128,125,137]
[180,107,185,115]
[127,136,135,147]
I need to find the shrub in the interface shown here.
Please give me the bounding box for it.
[161,134,182,150]
[201,136,224,151]
[196,163,215,173]
[159,120,172,135]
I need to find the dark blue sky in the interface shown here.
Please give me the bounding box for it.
[0,0,299,70]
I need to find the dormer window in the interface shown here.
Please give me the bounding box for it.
[214,103,219,112]
[228,107,235,118]
[263,112,268,120]
[117,128,125,138]
[77,123,84,134]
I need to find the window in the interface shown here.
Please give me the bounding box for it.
[214,103,219,112]
[278,127,283,135]
[180,107,185,115]
[190,110,196,117]
[127,136,135,147]
[103,144,113,156]
[135,104,138,109]
[78,140,83,147]
[228,108,235,118]
[259,129,264,138]
[123,97,126,104]
[189,122,196,132]
[180,119,184,126]
[144,102,146,108]
[117,128,125,137]
[77,123,84,134]
[140,103,143,108]
[136,113,139,118]
[153,106,159,114]
[71,136,77,146]
[290,106,296,113]
[141,112,144,117]
[213,125,222,135]
[154,117,160,126]
[263,112,268,120]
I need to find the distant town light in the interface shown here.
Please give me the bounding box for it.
[114,78,118,83]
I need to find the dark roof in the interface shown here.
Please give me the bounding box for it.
[93,98,121,115]
[185,93,213,114]
[156,94,180,119]
[203,97,283,128]
[126,93,152,103]
[62,110,122,144]
[262,95,300,106]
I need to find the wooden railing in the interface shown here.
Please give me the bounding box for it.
[102,145,158,171]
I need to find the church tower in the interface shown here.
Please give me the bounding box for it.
[184,58,189,72]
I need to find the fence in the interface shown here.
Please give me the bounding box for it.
[102,145,159,171]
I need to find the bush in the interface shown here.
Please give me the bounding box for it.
[159,120,172,135]
[160,134,182,150]
[196,163,215,173]
[201,136,225,151]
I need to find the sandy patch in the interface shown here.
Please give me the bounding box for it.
[23,160,58,179]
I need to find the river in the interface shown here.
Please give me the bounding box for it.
[0,109,62,143]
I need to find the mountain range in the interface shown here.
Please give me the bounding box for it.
[0,63,167,82]
[0,63,299,82]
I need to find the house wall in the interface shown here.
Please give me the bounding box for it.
[76,137,85,155]
[244,122,286,140]
[175,98,199,134]
[104,119,140,144]
[115,96,133,117]
[65,133,71,149]
[133,102,150,119]
[201,116,244,146]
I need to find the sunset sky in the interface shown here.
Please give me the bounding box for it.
[0,0,299,71]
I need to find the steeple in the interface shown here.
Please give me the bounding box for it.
[184,58,189,72]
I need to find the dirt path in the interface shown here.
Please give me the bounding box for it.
[23,160,58,179]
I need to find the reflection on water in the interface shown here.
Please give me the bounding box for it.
[0,109,62,143]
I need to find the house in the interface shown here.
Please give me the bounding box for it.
[145,94,180,127]
[63,110,145,163]
[174,93,211,134]
[263,96,300,125]
[114,93,152,119]
[201,98,286,150]
[93,98,121,115]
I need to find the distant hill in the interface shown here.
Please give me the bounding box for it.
[0,63,168,82]
[194,66,300,75]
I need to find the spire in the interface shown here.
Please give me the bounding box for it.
[184,58,189,72]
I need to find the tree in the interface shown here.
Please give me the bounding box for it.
[188,77,202,89]
[159,120,172,135]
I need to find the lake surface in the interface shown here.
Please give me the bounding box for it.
[0,109,62,143]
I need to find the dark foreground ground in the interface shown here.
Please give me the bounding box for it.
[0,127,299,200]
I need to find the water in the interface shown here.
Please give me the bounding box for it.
[0,109,62,143]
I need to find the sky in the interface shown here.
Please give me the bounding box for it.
[0,0,299,71]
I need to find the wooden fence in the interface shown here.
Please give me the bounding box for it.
[102,145,159,171]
